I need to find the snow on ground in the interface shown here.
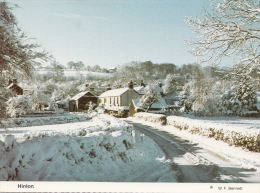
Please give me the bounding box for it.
[127,115,260,174]
[1,111,259,182]
[0,113,174,181]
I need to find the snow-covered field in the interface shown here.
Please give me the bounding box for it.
[0,113,174,181]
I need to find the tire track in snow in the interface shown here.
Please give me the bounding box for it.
[128,121,252,183]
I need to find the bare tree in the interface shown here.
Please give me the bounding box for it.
[0,2,48,78]
[185,0,260,82]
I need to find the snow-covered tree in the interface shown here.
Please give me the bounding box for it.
[218,75,257,116]
[138,84,162,112]
[67,61,85,70]
[163,74,184,95]
[178,84,193,113]
[192,93,222,116]
[179,64,222,116]
[185,0,260,84]
[236,76,258,113]
[0,2,48,78]
[220,85,241,116]
[31,91,51,110]
[6,95,32,117]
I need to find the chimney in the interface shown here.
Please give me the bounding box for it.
[128,80,133,89]
[12,78,17,84]
[158,81,162,87]
[106,84,111,91]
[85,84,89,88]
[140,80,145,87]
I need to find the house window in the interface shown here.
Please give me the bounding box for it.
[90,88,94,91]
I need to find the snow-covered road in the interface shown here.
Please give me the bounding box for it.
[128,120,260,183]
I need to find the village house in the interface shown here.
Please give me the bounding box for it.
[129,98,169,117]
[107,67,117,73]
[7,78,23,95]
[81,83,105,96]
[69,91,98,112]
[98,81,140,107]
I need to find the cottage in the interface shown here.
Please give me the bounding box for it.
[99,83,140,107]
[129,98,169,116]
[7,78,23,95]
[81,83,105,96]
[69,91,98,112]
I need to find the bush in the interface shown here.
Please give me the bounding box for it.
[6,95,32,117]
[134,113,166,125]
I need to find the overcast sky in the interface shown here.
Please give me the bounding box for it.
[7,0,212,68]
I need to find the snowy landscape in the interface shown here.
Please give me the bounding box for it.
[0,110,259,183]
[0,112,176,182]
[0,1,260,191]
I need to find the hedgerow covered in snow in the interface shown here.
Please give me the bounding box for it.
[133,112,260,152]
[134,112,167,125]
[166,116,260,152]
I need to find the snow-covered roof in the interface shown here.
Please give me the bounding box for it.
[132,98,169,109]
[134,86,145,95]
[56,100,68,104]
[7,83,22,89]
[99,88,129,97]
[155,86,163,93]
[108,67,117,70]
[134,86,163,95]
[70,91,95,101]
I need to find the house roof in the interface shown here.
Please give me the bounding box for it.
[155,86,163,93]
[70,91,96,101]
[132,98,168,109]
[7,83,22,90]
[99,88,131,97]
[134,86,146,95]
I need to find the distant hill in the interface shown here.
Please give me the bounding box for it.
[36,69,114,78]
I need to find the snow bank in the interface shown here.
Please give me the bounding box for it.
[0,114,132,180]
[0,114,173,181]
[134,113,166,125]
[167,116,260,152]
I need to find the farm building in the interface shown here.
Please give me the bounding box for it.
[69,91,98,112]
[129,98,169,117]
[7,78,23,95]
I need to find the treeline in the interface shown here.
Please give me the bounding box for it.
[111,61,228,86]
